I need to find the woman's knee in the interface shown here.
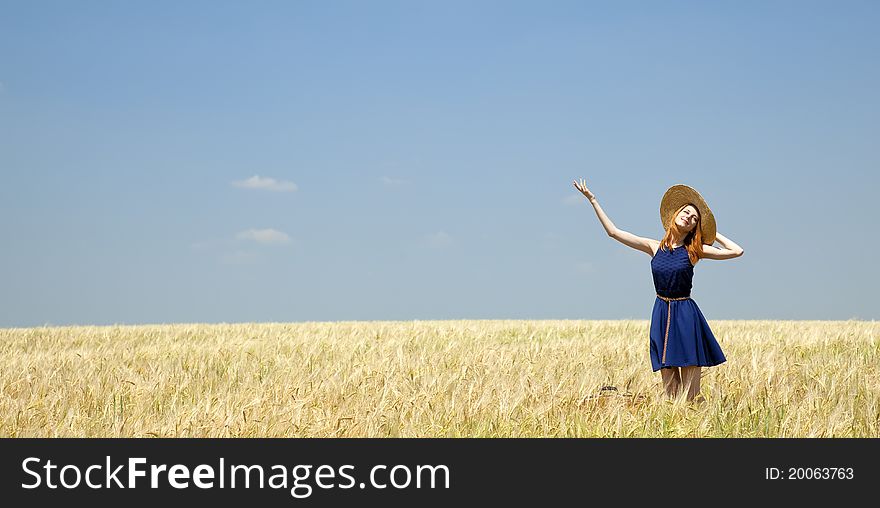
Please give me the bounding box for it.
[681,366,701,381]
[660,368,681,395]
[660,367,678,381]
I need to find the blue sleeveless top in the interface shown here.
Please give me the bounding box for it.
[651,245,694,299]
[647,244,726,371]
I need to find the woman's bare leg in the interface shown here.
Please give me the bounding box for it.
[660,367,681,398]
[680,366,702,402]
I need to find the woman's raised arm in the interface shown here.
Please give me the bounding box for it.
[573,179,658,257]
[701,232,744,260]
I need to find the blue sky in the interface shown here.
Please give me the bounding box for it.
[1,0,878,326]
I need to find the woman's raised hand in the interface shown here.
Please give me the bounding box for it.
[573,178,596,201]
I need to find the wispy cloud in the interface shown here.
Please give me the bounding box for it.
[424,231,453,248]
[232,175,298,192]
[381,176,407,186]
[236,228,292,245]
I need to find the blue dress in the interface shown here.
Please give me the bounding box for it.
[649,245,726,372]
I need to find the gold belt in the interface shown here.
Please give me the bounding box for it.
[656,294,690,364]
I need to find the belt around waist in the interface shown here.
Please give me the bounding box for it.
[656,294,690,302]
[657,294,690,363]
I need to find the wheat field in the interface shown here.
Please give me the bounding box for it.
[1,320,878,437]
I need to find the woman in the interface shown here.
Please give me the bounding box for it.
[572,180,744,402]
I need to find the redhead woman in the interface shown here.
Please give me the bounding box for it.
[572,180,744,403]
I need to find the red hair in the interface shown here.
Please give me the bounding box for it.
[659,204,703,265]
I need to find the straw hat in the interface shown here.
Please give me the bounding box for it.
[660,184,716,244]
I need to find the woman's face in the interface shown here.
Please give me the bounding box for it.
[675,205,699,232]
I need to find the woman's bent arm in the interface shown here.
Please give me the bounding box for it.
[702,232,744,260]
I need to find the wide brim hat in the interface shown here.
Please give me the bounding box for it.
[660,184,716,245]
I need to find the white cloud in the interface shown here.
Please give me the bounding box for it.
[232,175,298,192]
[563,194,585,206]
[424,231,453,248]
[381,176,407,186]
[236,228,292,245]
